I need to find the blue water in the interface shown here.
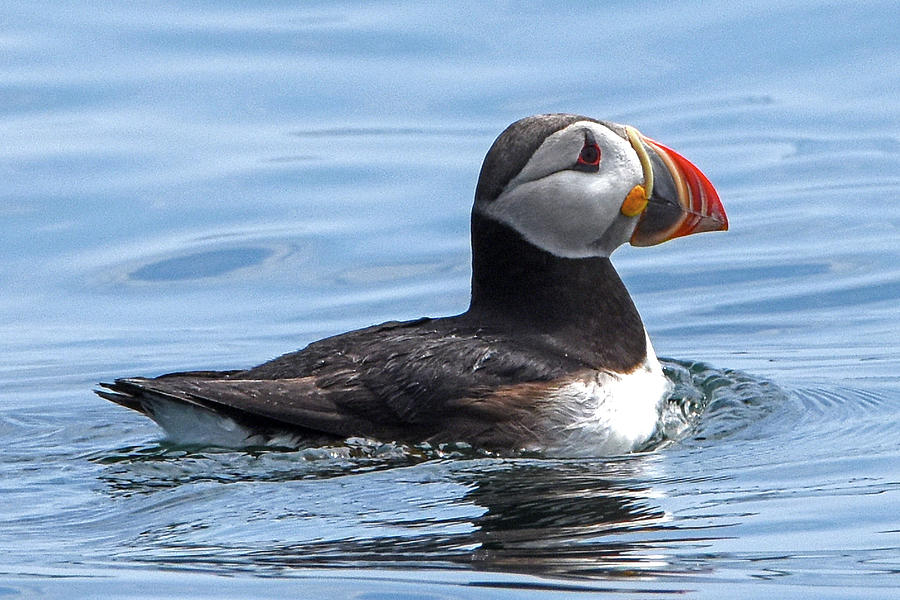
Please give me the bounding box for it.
[2,1,899,597]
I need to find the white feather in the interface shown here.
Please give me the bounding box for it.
[142,396,301,448]
[541,334,671,457]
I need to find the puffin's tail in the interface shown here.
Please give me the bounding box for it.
[96,381,148,414]
[95,376,304,448]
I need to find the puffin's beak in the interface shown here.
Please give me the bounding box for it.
[627,132,728,247]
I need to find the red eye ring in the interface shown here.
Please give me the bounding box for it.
[577,142,601,167]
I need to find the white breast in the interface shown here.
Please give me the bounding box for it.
[540,335,671,457]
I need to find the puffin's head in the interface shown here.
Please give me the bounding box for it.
[473,114,728,258]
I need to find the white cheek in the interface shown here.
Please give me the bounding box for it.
[484,159,643,258]
[485,174,613,257]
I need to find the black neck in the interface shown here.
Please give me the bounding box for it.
[465,212,647,372]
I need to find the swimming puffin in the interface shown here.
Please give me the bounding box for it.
[97,114,727,456]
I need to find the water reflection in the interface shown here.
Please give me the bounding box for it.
[96,451,708,581]
[461,459,674,579]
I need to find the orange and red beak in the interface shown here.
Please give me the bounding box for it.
[627,132,728,247]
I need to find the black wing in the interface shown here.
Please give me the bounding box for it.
[98,316,593,447]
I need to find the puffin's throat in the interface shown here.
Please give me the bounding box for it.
[466,212,647,372]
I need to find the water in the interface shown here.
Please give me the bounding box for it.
[2,1,899,597]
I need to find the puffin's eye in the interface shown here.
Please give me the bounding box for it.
[575,141,601,171]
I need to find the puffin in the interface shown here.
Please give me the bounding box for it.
[97,114,727,456]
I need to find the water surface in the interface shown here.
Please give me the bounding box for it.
[1,1,899,598]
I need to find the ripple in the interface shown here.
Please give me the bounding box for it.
[130,247,274,282]
[290,126,489,138]
[656,362,900,459]
[645,359,786,451]
[90,437,499,496]
[781,386,900,456]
